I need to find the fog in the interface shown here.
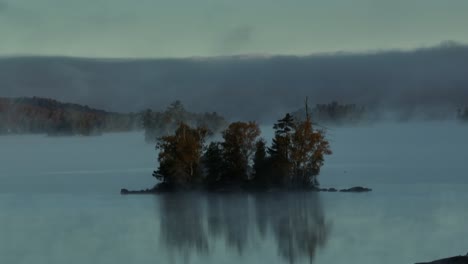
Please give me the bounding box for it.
[1,122,468,263]
[1,43,468,121]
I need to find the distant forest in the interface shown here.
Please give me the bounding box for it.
[458,107,468,122]
[1,96,464,137]
[141,101,227,142]
[0,97,228,138]
[292,101,369,125]
[0,97,140,136]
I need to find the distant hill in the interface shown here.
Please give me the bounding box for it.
[0,97,228,138]
[0,97,140,136]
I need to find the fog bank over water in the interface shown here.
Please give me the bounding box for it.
[1,43,468,121]
[1,121,467,193]
[1,122,468,263]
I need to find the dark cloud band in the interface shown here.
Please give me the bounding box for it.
[1,43,467,121]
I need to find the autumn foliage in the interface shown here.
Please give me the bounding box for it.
[154,124,210,188]
[153,100,332,190]
[0,97,139,135]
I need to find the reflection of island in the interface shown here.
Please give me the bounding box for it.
[157,192,330,264]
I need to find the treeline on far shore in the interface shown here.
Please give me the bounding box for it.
[292,101,368,125]
[141,101,228,142]
[458,107,468,122]
[0,97,140,136]
[0,97,227,137]
[2,96,466,137]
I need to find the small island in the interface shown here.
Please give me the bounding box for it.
[122,99,371,194]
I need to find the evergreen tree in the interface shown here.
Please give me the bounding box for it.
[252,139,270,188]
[203,142,225,188]
[221,121,261,184]
[268,113,295,186]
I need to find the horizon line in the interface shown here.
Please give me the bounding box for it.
[0,40,465,61]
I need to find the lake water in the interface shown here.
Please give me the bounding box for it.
[1,122,468,264]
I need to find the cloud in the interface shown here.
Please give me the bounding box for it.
[218,25,254,53]
[0,42,468,121]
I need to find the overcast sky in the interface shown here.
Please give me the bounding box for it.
[1,0,468,58]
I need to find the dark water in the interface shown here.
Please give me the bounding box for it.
[1,122,468,263]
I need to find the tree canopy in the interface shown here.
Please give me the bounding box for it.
[152,102,332,191]
[154,123,209,188]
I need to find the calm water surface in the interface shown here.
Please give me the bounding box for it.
[1,122,467,264]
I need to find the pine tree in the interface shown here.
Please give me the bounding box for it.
[268,113,295,186]
[252,139,269,188]
[203,142,225,188]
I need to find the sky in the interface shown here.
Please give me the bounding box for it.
[1,0,468,58]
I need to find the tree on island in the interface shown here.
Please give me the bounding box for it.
[290,101,332,187]
[252,139,269,188]
[268,113,296,186]
[203,142,225,188]
[221,122,261,185]
[151,99,332,191]
[153,123,209,188]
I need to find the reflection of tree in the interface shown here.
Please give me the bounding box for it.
[156,192,330,264]
[266,192,330,264]
[158,193,209,260]
[206,194,251,254]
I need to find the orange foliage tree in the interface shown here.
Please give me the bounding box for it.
[154,123,209,188]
